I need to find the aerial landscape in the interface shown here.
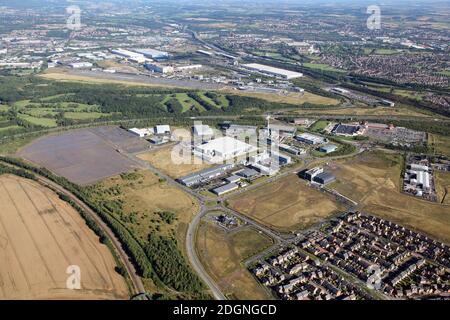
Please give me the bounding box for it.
[0,0,448,306]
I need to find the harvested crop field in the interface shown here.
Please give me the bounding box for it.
[18,127,149,185]
[435,171,450,205]
[137,145,212,179]
[227,174,345,232]
[196,221,273,300]
[0,174,128,299]
[328,151,450,244]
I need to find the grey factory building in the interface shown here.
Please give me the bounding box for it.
[178,163,235,187]
[313,172,336,185]
[212,183,239,196]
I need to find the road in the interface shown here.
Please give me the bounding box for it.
[185,204,227,300]
[0,159,146,296]
[123,138,366,299]
[125,151,290,299]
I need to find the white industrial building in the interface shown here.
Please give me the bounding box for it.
[197,50,213,56]
[212,183,239,196]
[144,63,174,74]
[404,164,431,195]
[194,136,257,163]
[295,133,327,145]
[128,127,153,138]
[242,63,303,80]
[331,87,350,95]
[111,48,147,63]
[193,124,214,138]
[176,64,202,72]
[69,62,93,69]
[133,48,169,59]
[319,144,338,154]
[154,125,171,135]
[249,151,292,176]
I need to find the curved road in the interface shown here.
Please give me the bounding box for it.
[186,205,227,300]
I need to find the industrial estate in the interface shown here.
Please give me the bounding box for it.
[0,0,448,304]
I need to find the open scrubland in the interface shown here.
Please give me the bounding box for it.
[137,145,212,179]
[429,134,450,158]
[227,174,346,232]
[196,221,273,300]
[0,174,128,300]
[88,170,208,299]
[435,171,450,205]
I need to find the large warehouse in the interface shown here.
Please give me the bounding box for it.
[242,63,303,80]
[194,136,257,163]
[295,133,327,145]
[178,164,235,187]
[133,48,169,59]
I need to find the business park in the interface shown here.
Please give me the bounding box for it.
[162,123,295,196]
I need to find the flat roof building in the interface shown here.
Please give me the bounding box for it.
[154,125,171,135]
[194,136,257,163]
[225,175,242,183]
[267,124,297,137]
[313,172,336,185]
[236,167,259,179]
[242,63,303,80]
[133,48,169,59]
[295,133,327,145]
[332,123,364,136]
[176,64,202,72]
[226,124,258,137]
[111,48,146,61]
[178,164,235,187]
[69,62,93,69]
[320,144,338,154]
[193,124,214,137]
[279,144,306,156]
[212,183,239,196]
[303,167,324,181]
[144,63,174,74]
[128,127,153,138]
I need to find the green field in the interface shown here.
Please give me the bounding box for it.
[309,120,330,132]
[364,48,402,55]
[64,112,105,120]
[22,109,59,117]
[303,63,347,73]
[0,125,23,133]
[17,114,57,127]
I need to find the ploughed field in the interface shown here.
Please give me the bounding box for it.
[0,175,128,299]
[17,127,148,185]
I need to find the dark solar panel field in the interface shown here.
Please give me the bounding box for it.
[18,127,150,185]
